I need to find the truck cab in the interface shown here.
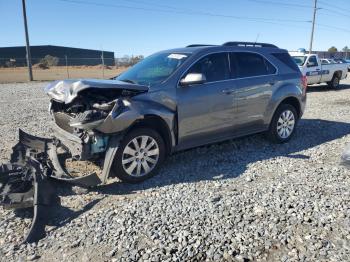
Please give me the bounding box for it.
[290,52,348,89]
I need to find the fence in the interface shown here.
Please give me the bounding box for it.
[290,51,350,59]
[0,56,129,83]
[313,51,349,59]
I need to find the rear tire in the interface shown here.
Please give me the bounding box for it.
[113,128,165,183]
[267,104,298,144]
[328,74,341,89]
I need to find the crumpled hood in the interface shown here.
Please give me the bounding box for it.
[45,79,149,104]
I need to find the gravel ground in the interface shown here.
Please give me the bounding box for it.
[0,79,350,262]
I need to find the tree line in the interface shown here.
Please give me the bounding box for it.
[328,46,350,53]
[115,55,144,67]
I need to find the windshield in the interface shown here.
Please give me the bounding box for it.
[116,52,190,86]
[292,56,307,66]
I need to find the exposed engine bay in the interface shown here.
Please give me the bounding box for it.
[51,88,141,132]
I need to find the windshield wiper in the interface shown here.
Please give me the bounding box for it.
[120,79,137,84]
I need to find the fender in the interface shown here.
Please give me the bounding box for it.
[264,82,303,125]
[96,99,177,147]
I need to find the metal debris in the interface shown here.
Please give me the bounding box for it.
[0,129,106,243]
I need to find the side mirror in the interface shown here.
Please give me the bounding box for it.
[307,62,316,67]
[180,73,206,86]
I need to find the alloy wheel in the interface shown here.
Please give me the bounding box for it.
[277,110,295,139]
[122,135,160,177]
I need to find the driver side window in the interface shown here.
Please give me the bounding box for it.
[188,53,230,82]
[307,56,318,67]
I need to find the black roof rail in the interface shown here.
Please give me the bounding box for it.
[186,44,216,48]
[223,42,278,48]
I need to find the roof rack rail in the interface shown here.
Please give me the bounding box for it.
[186,44,216,48]
[223,42,278,48]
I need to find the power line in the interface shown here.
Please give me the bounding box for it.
[316,23,350,33]
[243,0,350,18]
[122,0,195,13]
[152,0,350,29]
[319,0,350,13]
[54,0,350,35]
[56,0,310,24]
[244,0,313,9]
[317,10,349,20]
[319,7,350,19]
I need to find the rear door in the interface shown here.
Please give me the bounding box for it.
[319,64,332,82]
[176,52,236,149]
[229,52,277,135]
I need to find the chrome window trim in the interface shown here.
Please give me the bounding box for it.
[177,50,279,87]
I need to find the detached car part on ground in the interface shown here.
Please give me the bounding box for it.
[1,42,308,243]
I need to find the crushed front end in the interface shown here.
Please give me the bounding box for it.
[0,79,149,243]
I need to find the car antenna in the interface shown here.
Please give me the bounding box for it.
[254,33,260,45]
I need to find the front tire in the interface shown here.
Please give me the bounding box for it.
[328,74,341,89]
[113,128,165,183]
[267,104,298,144]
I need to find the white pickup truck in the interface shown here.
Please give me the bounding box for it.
[290,52,348,89]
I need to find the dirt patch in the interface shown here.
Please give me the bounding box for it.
[65,158,102,177]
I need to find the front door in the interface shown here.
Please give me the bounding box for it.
[176,52,236,149]
[305,55,322,84]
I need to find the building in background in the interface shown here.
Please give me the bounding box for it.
[290,49,349,59]
[313,51,349,59]
[0,45,115,67]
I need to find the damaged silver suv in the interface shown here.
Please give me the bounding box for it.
[46,42,307,183]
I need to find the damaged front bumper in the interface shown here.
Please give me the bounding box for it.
[0,129,121,243]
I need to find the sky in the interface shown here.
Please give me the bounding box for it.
[0,0,349,57]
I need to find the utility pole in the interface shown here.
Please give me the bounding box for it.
[65,55,70,78]
[21,0,33,81]
[101,49,105,79]
[309,0,318,54]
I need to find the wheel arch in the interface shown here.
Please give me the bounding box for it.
[126,114,173,155]
[265,83,303,125]
[277,96,301,118]
[333,70,342,79]
[266,95,301,131]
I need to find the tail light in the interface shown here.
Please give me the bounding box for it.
[301,75,307,95]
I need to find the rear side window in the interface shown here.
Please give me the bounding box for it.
[188,53,230,82]
[231,52,276,78]
[272,53,300,72]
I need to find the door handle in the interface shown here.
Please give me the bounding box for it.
[222,89,235,95]
[268,81,276,86]
[316,69,321,71]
